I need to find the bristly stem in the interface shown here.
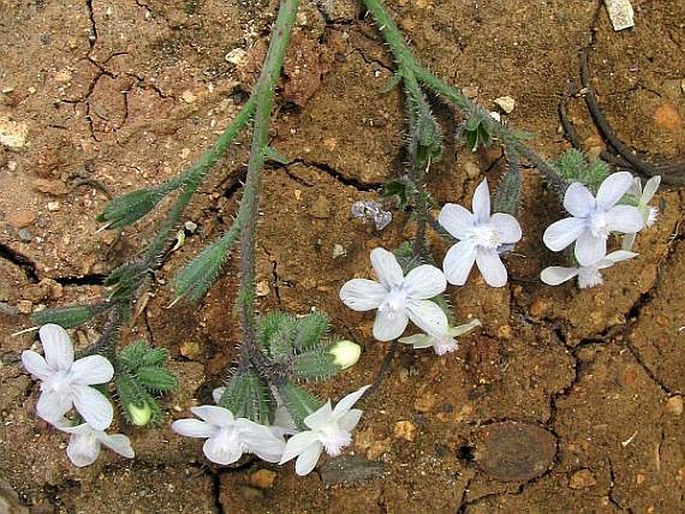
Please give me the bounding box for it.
[361,0,566,192]
[237,0,300,362]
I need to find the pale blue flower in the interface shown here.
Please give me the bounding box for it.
[438,179,522,287]
[21,324,114,430]
[399,318,482,355]
[279,385,370,476]
[172,405,285,465]
[540,250,638,289]
[340,248,448,341]
[54,419,134,467]
[543,172,644,265]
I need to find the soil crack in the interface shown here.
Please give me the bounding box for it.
[0,243,40,283]
[280,158,384,191]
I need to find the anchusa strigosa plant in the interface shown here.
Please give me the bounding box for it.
[14,0,665,479]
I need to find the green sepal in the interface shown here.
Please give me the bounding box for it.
[293,311,329,352]
[174,219,240,304]
[218,369,275,425]
[279,381,322,430]
[96,187,166,229]
[290,342,341,382]
[115,372,163,425]
[264,146,290,165]
[31,303,109,329]
[135,366,179,392]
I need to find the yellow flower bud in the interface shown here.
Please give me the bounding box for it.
[329,340,361,370]
[128,403,152,426]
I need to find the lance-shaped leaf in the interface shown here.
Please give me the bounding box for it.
[174,219,240,304]
[493,156,523,218]
[135,366,179,392]
[292,311,329,352]
[96,187,167,230]
[31,303,110,329]
[290,342,344,382]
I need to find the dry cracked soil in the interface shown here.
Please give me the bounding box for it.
[0,0,684,513]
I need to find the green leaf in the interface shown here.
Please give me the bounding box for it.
[264,146,291,165]
[174,220,240,304]
[115,372,163,425]
[465,128,479,152]
[383,178,412,209]
[493,159,522,217]
[31,304,108,329]
[96,187,166,229]
[257,312,296,362]
[290,345,340,382]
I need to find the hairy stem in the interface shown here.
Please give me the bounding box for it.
[361,0,566,191]
[237,0,300,361]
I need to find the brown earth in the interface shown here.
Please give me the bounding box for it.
[1,0,684,512]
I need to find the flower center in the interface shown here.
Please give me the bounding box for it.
[468,223,502,249]
[379,288,406,314]
[318,422,352,457]
[45,369,72,395]
[646,207,659,227]
[433,336,458,356]
[588,210,609,238]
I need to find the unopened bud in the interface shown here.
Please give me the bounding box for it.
[329,340,361,370]
[128,403,152,426]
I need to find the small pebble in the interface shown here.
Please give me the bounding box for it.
[332,244,347,259]
[181,90,197,104]
[6,210,37,229]
[47,201,61,212]
[665,395,683,416]
[249,469,277,489]
[393,420,417,442]
[653,103,682,132]
[569,468,597,489]
[17,299,33,314]
[494,95,516,114]
[18,229,32,241]
[256,280,270,297]
[464,160,481,179]
[179,341,202,361]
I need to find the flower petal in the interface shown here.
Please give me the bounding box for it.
[239,421,285,463]
[574,232,607,266]
[438,203,475,239]
[280,431,319,464]
[490,213,522,244]
[331,385,370,419]
[21,350,51,381]
[295,442,323,476]
[172,419,216,438]
[642,176,661,202]
[472,179,491,223]
[37,390,72,423]
[71,384,114,431]
[563,182,595,217]
[203,430,243,465]
[212,387,226,404]
[398,333,434,349]
[99,433,135,459]
[543,217,586,252]
[475,247,508,287]
[339,279,386,311]
[403,265,446,300]
[606,205,645,234]
[191,405,235,427]
[596,171,634,210]
[39,324,74,370]
[370,248,404,289]
[442,241,477,286]
[70,355,114,385]
[337,409,363,432]
[66,431,100,467]
[303,401,334,430]
[605,250,638,264]
[373,310,408,341]
[448,318,483,338]
[540,266,579,286]
[406,300,449,335]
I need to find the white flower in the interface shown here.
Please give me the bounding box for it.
[212,387,297,438]
[21,324,114,430]
[543,172,644,265]
[438,179,522,287]
[622,175,661,250]
[279,384,370,476]
[399,318,482,355]
[53,419,134,467]
[540,250,638,289]
[339,248,448,341]
[172,405,286,465]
